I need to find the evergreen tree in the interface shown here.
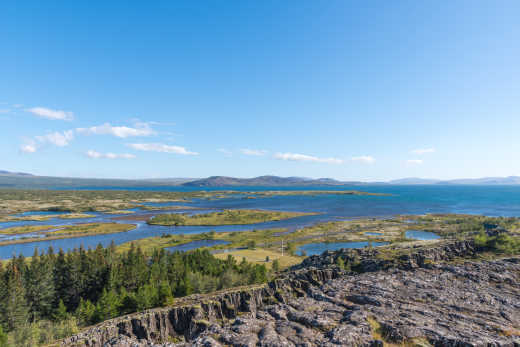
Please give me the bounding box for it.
[75,298,96,326]
[26,249,55,321]
[119,290,138,315]
[53,249,72,309]
[4,262,29,330]
[53,300,68,322]
[272,259,280,272]
[94,289,120,322]
[157,281,174,306]
[0,325,7,347]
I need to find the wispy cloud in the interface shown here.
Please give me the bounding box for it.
[27,107,74,121]
[411,148,435,155]
[351,156,375,164]
[20,143,37,153]
[20,130,74,153]
[240,148,268,156]
[217,148,232,157]
[0,109,10,114]
[274,152,343,164]
[128,143,198,155]
[86,150,135,159]
[406,159,423,165]
[77,122,155,138]
[35,130,74,147]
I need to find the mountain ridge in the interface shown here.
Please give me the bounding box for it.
[2,170,520,188]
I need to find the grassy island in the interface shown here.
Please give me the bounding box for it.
[0,188,385,215]
[147,209,314,226]
[0,222,136,246]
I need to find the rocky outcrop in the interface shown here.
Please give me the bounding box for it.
[295,239,478,271]
[63,241,520,347]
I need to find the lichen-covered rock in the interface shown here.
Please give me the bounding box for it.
[62,241,520,347]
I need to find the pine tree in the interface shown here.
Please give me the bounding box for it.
[4,262,29,330]
[75,298,96,326]
[157,281,174,306]
[94,289,120,322]
[53,249,72,309]
[272,259,280,272]
[119,289,138,315]
[0,325,7,347]
[26,249,55,321]
[53,300,68,321]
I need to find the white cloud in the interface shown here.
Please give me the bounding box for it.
[86,150,135,159]
[0,109,10,114]
[274,152,343,164]
[411,148,435,155]
[217,148,232,157]
[406,159,423,165]
[76,122,155,138]
[20,143,37,153]
[240,148,268,156]
[27,107,74,121]
[35,130,74,147]
[351,156,375,164]
[128,143,198,155]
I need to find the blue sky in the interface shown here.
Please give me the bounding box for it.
[1,1,519,180]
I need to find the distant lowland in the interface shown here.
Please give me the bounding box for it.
[1,170,520,188]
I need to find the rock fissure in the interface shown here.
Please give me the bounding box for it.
[63,240,520,346]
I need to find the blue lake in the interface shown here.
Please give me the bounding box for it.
[405,230,441,240]
[297,241,389,256]
[1,185,520,259]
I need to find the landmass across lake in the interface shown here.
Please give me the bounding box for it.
[1,185,520,346]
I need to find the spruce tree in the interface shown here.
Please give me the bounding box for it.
[26,249,55,321]
[4,262,29,330]
[53,300,68,322]
[158,281,174,306]
[0,325,7,347]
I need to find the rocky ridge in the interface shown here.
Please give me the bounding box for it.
[63,240,520,346]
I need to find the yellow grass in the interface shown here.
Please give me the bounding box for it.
[214,249,302,269]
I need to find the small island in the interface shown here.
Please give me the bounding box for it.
[147,209,315,226]
[0,222,136,246]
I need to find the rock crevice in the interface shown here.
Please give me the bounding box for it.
[63,240,520,347]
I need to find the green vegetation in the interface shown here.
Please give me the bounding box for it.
[147,209,314,226]
[213,249,302,269]
[0,244,268,345]
[122,213,520,272]
[0,225,53,235]
[48,223,135,236]
[0,223,136,246]
[0,213,95,223]
[0,188,384,216]
[474,230,520,254]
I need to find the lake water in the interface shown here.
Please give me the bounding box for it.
[297,241,389,256]
[1,185,520,259]
[405,230,441,240]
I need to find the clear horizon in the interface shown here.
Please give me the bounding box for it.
[1,1,519,181]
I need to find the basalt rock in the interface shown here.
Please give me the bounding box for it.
[62,241,520,347]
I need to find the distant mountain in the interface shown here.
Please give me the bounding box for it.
[3,170,520,189]
[0,170,34,177]
[182,175,347,187]
[0,171,194,189]
[444,176,520,185]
